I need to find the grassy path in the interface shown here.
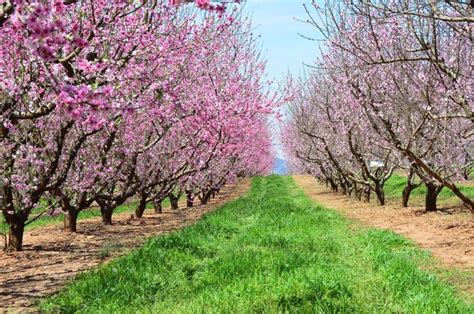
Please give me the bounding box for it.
[41,176,472,313]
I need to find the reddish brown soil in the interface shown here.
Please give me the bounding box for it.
[294,175,474,294]
[294,176,474,268]
[0,179,251,313]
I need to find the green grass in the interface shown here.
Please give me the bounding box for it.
[384,173,474,206]
[40,176,472,313]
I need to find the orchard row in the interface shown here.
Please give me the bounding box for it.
[0,1,279,251]
[283,1,473,211]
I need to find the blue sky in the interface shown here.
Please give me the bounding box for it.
[242,0,319,83]
[238,1,320,160]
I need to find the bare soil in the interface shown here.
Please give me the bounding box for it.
[294,175,473,295]
[0,179,251,313]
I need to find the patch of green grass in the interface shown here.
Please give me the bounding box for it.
[384,173,474,206]
[384,173,415,198]
[40,176,472,313]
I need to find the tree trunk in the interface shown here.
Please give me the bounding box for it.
[363,186,371,203]
[64,209,80,233]
[169,194,179,210]
[374,182,385,206]
[186,191,194,208]
[402,186,412,208]
[101,207,113,225]
[153,199,163,214]
[6,215,26,252]
[340,183,347,195]
[401,168,419,207]
[401,181,420,208]
[135,192,148,219]
[200,190,212,205]
[170,199,179,210]
[425,183,442,212]
[353,182,361,201]
[347,182,354,197]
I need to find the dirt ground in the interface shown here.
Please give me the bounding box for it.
[294,175,473,294]
[0,179,251,313]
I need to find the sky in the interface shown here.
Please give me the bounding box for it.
[241,0,320,83]
[238,1,321,160]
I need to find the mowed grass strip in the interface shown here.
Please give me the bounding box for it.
[41,176,472,313]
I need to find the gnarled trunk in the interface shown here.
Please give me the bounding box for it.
[401,169,419,207]
[347,182,354,197]
[135,191,148,219]
[401,186,412,208]
[169,194,179,210]
[200,195,208,205]
[374,182,385,206]
[153,199,163,214]
[363,186,371,203]
[402,182,420,208]
[61,197,80,233]
[6,213,26,252]
[340,183,347,195]
[64,209,80,233]
[186,190,194,208]
[100,205,114,225]
[425,182,443,212]
[353,182,362,201]
[200,190,212,205]
[329,179,338,193]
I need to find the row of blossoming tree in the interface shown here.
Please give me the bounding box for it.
[0,0,278,251]
[282,0,473,213]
